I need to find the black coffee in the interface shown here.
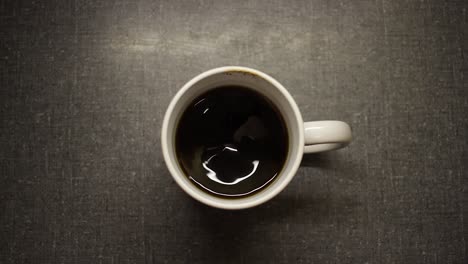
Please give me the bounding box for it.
[175,86,288,197]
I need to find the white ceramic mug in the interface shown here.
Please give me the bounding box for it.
[162,66,352,209]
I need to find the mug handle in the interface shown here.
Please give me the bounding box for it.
[303,121,352,153]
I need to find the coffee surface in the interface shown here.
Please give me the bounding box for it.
[175,86,288,197]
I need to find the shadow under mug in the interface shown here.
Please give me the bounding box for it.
[162,66,352,210]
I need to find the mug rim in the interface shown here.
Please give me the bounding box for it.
[161,66,304,209]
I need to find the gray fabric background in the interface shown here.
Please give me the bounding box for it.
[1,0,467,263]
